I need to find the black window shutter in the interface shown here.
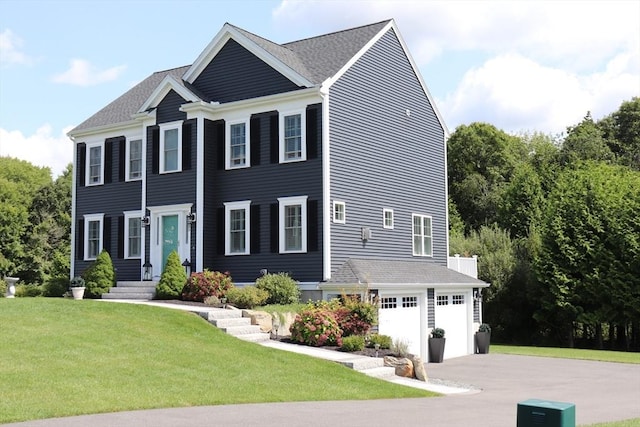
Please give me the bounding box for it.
[103,217,111,255]
[250,116,260,166]
[270,113,279,164]
[118,138,126,182]
[307,200,318,252]
[306,107,318,160]
[216,121,225,170]
[76,219,84,259]
[104,140,113,184]
[250,204,260,254]
[182,121,192,171]
[151,127,160,174]
[270,203,279,253]
[117,216,125,259]
[77,144,86,187]
[216,207,225,255]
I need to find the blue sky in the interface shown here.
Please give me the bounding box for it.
[1,0,638,176]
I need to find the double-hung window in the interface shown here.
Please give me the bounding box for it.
[412,214,433,257]
[383,208,394,229]
[226,120,249,169]
[84,213,104,260]
[333,201,346,223]
[127,138,143,181]
[124,211,142,259]
[160,121,182,173]
[279,111,306,163]
[86,142,104,186]
[224,201,251,255]
[278,195,307,253]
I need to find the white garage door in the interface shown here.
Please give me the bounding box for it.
[435,293,468,359]
[378,295,421,357]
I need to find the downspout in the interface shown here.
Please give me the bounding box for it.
[319,84,331,281]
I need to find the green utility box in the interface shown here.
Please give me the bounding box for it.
[517,399,575,427]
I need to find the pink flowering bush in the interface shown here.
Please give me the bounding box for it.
[289,307,343,347]
[181,270,233,302]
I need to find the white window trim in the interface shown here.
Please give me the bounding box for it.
[225,118,250,170]
[85,141,104,186]
[278,195,308,254]
[412,214,433,257]
[124,210,143,259]
[224,200,251,256]
[125,137,143,182]
[383,208,394,229]
[83,213,104,261]
[333,201,346,224]
[159,121,182,174]
[279,110,306,163]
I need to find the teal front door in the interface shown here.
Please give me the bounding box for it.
[162,215,179,272]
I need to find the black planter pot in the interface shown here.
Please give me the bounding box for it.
[475,331,491,354]
[428,337,446,363]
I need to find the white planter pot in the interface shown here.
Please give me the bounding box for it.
[71,287,85,300]
[4,277,19,298]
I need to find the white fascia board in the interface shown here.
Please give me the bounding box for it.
[319,281,489,291]
[67,120,142,141]
[183,24,313,88]
[137,75,200,113]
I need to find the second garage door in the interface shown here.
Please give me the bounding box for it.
[434,293,469,359]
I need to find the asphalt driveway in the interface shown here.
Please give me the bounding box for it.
[7,353,640,427]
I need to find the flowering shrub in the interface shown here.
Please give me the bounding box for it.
[289,307,343,347]
[181,270,233,302]
[333,307,372,337]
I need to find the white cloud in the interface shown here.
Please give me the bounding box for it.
[0,125,74,177]
[0,29,33,67]
[52,59,126,86]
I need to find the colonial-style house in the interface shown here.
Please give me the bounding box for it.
[68,19,488,361]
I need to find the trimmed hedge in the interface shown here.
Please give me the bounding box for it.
[181,270,233,302]
[155,251,186,300]
[82,250,115,298]
[226,286,268,309]
[255,272,300,305]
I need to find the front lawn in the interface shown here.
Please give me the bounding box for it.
[0,299,435,424]
[493,345,640,364]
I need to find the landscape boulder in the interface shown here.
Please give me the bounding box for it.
[408,354,428,382]
[384,356,414,378]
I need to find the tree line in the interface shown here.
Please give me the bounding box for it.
[448,97,640,351]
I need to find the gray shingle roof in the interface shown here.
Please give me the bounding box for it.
[70,20,391,134]
[327,258,487,286]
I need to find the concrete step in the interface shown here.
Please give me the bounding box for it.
[236,333,271,343]
[102,292,154,300]
[200,309,243,321]
[360,366,397,379]
[220,324,263,335]
[338,356,385,371]
[211,317,252,328]
[116,281,157,288]
[109,286,156,294]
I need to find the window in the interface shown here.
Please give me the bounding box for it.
[412,214,433,256]
[402,296,418,308]
[278,195,307,253]
[437,295,448,306]
[84,213,104,260]
[224,201,251,255]
[127,138,143,181]
[333,201,345,223]
[279,111,306,163]
[452,295,465,305]
[86,142,103,186]
[226,120,250,169]
[383,208,394,229]
[381,297,397,309]
[160,122,182,173]
[124,211,142,259]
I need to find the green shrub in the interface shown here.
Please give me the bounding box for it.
[290,307,343,347]
[155,251,187,300]
[478,323,491,333]
[255,272,300,305]
[81,250,115,298]
[0,279,6,298]
[42,277,68,297]
[368,334,392,350]
[431,327,445,338]
[181,270,233,302]
[341,335,365,352]
[226,286,269,309]
[15,284,43,297]
[333,296,377,337]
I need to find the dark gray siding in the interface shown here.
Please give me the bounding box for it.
[74,139,143,280]
[202,104,323,283]
[156,90,187,123]
[329,28,448,274]
[192,39,302,103]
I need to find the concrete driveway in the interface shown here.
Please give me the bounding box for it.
[7,353,640,427]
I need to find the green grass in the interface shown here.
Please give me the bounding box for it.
[580,419,640,427]
[0,299,435,423]
[493,345,640,364]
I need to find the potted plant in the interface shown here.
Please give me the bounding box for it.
[69,276,86,300]
[475,323,491,354]
[428,327,446,363]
